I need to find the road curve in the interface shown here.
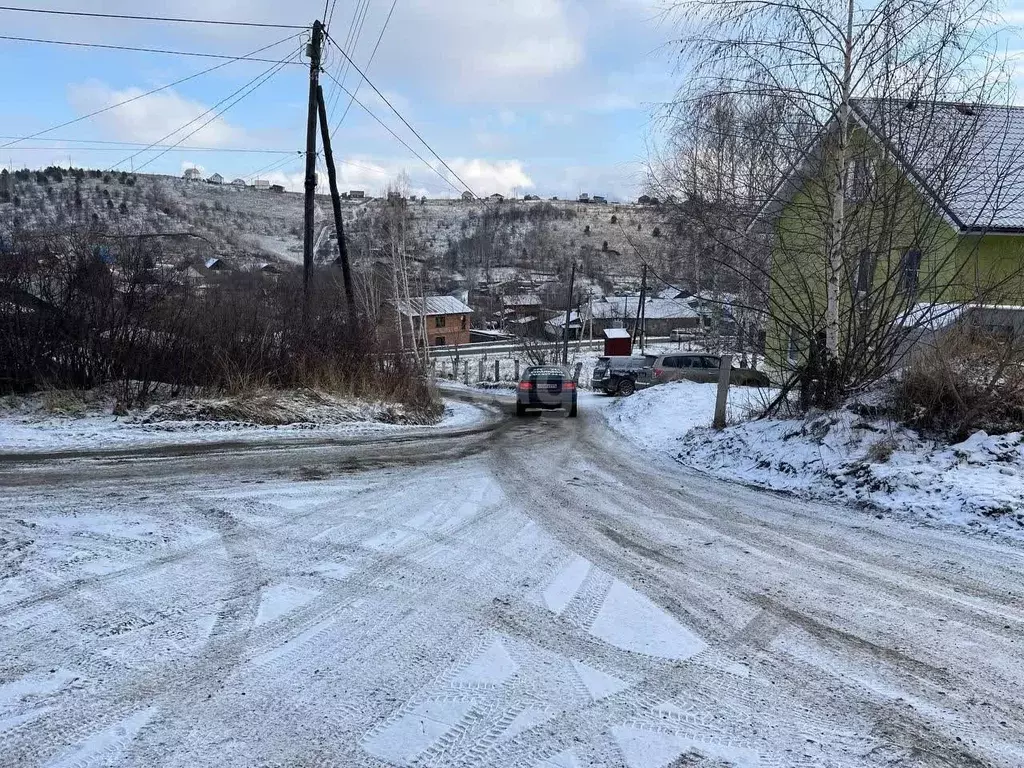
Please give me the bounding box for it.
[0,393,1021,767]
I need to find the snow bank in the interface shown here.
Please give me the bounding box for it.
[605,381,774,449]
[0,389,481,454]
[605,383,1024,537]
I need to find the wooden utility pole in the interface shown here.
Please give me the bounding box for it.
[561,260,576,365]
[302,19,324,301]
[315,83,355,319]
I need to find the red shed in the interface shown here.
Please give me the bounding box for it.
[603,327,632,356]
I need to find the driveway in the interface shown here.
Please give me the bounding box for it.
[0,394,1021,767]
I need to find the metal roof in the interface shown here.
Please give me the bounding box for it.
[603,328,631,338]
[852,99,1024,231]
[393,295,473,317]
[754,99,1024,233]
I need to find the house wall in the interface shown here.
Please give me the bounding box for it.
[406,312,471,347]
[765,124,1024,371]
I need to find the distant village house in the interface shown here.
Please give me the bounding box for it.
[207,173,223,185]
[393,295,473,347]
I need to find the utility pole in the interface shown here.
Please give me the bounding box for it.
[315,83,355,320]
[561,260,576,365]
[302,19,324,303]
[632,264,646,349]
[639,264,647,352]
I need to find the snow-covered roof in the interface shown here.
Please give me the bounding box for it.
[592,297,702,320]
[603,328,631,339]
[393,295,473,317]
[899,302,1024,330]
[502,293,541,307]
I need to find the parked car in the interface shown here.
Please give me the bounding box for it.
[646,353,770,387]
[517,365,578,417]
[591,356,653,396]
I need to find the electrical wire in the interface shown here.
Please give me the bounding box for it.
[5,144,299,154]
[324,31,476,197]
[112,50,299,173]
[0,34,306,63]
[320,68,461,195]
[327,0,372,120]
[0,5,306,28]
[0,33,302,151]
[334,0,397,130]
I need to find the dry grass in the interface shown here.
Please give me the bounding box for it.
[894,329,1024,439]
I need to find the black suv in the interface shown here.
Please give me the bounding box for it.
[591,356,653,396]
[517,366,578,417]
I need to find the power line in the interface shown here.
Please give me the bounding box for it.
[320,67,461,195]
[4,144,299,154]
[114,52,297,173]
[0,33,302,151]
[334,0,397,130]
[327,0,372,121]
[0,34,306,63]
[324,31,476,197]
[246,154,297,182]
[0,5,307,28]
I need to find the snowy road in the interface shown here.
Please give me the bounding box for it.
[1,394,1022,767]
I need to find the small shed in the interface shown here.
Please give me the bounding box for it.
[603,327,632,356]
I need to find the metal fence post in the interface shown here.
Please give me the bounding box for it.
[478,358,484,381]
[494,359,500,381]
[463,361,469,384]
[514,359,520,380]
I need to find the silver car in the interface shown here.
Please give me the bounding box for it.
[648,354,770,387]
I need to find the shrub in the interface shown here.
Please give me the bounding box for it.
[893,328,1024,439]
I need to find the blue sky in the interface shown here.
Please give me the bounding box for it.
[0,0,676,200]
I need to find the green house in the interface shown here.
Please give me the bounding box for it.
[757,99,1024,371]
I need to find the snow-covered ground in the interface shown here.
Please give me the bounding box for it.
[0,389,484,454]
[603,381,1024,537]
[3,384,1024,766]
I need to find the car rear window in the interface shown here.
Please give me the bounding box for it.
[526,367,566,378]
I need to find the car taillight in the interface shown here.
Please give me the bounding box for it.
[518,381,532,391]
[654,368,663,376]
[564,381,576,391]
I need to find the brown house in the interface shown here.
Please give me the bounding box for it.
[394,295,474,347]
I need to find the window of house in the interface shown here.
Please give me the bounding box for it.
[460,315,466,330]
[787,326,799,365]
[845,157,875,202]
[435,315,446,328]
[898,248,922,294]
[434,336,445,346]
[854,248,874,295]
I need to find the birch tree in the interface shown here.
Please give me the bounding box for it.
[657,0,1017,404]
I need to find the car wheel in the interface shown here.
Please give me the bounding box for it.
[617,378,636,397]
[516,402,526,417]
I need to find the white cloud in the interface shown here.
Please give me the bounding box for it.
[67,80,244,147]
[446,158,534,196]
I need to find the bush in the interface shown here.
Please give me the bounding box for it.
[894,329,1024,439]
[0,233,436,415]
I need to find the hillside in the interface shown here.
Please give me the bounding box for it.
[0,168,684,300]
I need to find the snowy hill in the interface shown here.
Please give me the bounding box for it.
[0,168,680,294]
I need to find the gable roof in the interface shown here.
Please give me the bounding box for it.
[393,295,473,317]
[754,99,1024,234]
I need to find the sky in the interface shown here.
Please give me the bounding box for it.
[0,0,677,201]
